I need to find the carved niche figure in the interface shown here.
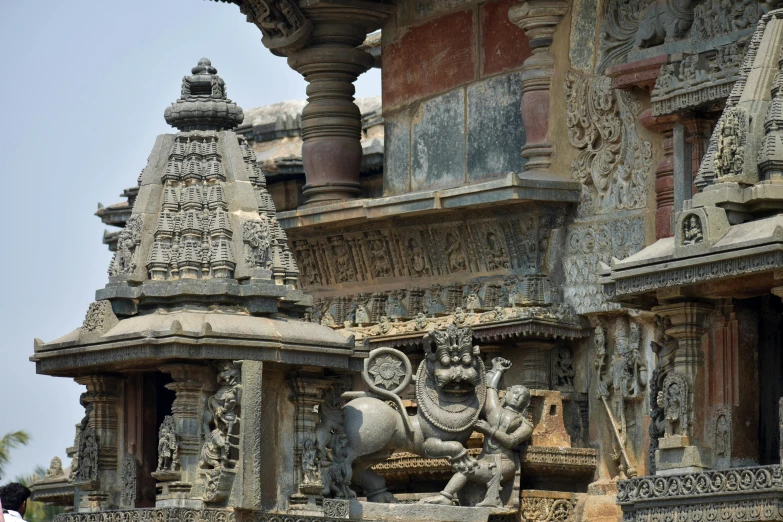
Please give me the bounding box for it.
[714,107,747,179]
[682,214,704,245]
[199,362,242,502]
[45,456,64,478]
[354,305,369,327]
[331,240,355,283]
[320,326,487,503]
[82,300,113,333]
[315,381,355,500]
[424,284,446,316]
[243,218,271,269]
[75,426,98,483]
[657,373,690,437]
[465,292,481,312]
[553,347,576,392]
[385,290,407,321]
[486,232,509,271]
[414,312,430,331]
[156,415,180,473]
[301,438,320,487]
[649,315,678,471]
[297,247,321,286]
[109,215,143,277]
[367,236,392,278]
[710,406,732,469]
[406,237,428,276]
[445,233,467,272]
[422,358,531,508]
[120,454,138,507]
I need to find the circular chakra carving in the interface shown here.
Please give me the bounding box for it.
[369,354,406,390]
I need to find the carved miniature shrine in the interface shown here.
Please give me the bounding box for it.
[26,0,783,522]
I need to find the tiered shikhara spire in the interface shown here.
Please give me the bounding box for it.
[101,58,302,314]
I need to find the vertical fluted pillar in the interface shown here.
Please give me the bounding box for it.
[75,375,123,510]
[508,0,567,172]
[652,302,713,473]
[639,111,678,239]
[160,364,214,495]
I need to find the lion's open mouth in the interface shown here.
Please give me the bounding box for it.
[439,381,475,395]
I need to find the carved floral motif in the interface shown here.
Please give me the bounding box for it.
[565,72,651,215]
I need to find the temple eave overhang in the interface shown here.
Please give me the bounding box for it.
[601,216,783,308]
[277,173,581,230]
[32,309,360,376]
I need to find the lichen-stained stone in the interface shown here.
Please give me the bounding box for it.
[467,72,526,182]
[411,89,466,192]
[479,0,530,77]
[569,0,599,73]
[382,10,476,110]
[383,110,412,196]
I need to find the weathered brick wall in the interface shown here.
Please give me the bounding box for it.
[381,0,531,195]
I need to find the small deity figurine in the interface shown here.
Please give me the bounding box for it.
[683,215,703,245]
[302,438,320,485]
[421,358,533,508]
[657,375,689,437]
[156,416,179,472]
[45,456,63,478]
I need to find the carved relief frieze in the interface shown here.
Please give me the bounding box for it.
[308,274,585,344]
[691,0,761,41]
[651,40,746,115]
[563,215,645,314]
[599,0,762,70]
[520,496,578,522]
[289,208,562,291]
[56,509,236,522]
[617,464,783,503]
[565,72,651,215]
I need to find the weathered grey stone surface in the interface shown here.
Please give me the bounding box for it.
[467,72,526,182]
[383,110,411,196]
[412,89,466,192]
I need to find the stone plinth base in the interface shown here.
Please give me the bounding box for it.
[655,438,712,475]
[348,500,502,522]
[574,480,621,522]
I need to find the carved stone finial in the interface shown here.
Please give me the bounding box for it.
[164,58,244,132]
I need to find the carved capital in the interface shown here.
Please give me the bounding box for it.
[507,0,568,49]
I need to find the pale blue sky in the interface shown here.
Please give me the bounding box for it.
[0,0,380,482]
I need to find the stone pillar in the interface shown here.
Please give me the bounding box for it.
[639,111,678,239]
[158,363,214,506]
[286,4,391,206]
[652,302,713,475]
[289,375,333,510]
[74,375,123,510]
[508,0,567,172]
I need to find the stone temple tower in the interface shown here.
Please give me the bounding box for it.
[32,58,356,512]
